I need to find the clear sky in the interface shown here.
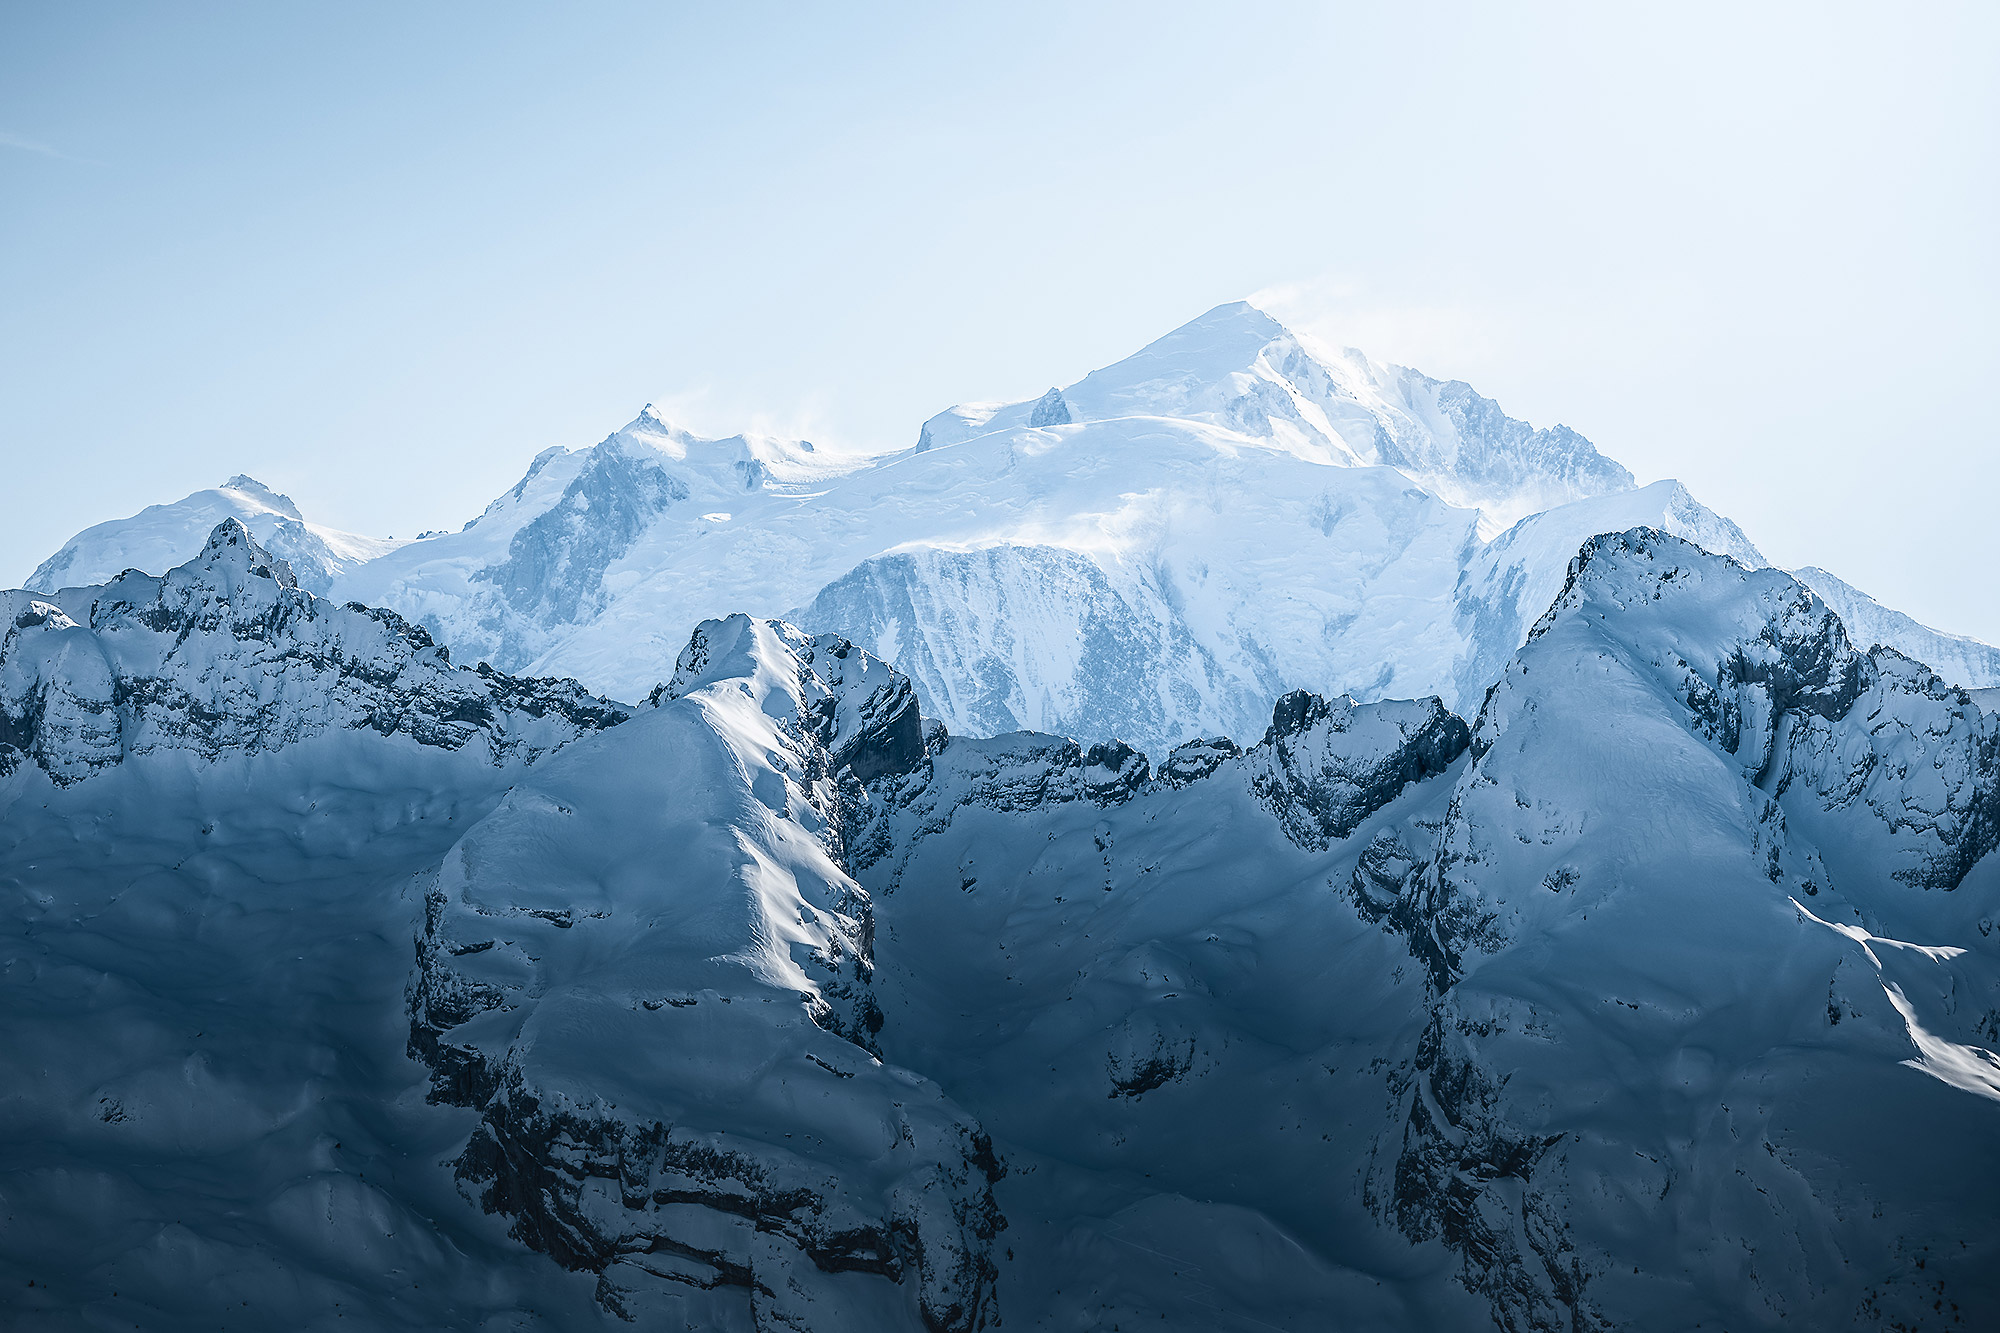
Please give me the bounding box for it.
[4,3,1995,639]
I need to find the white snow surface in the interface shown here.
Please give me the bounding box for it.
[322,305,1775,752]
[25,475,404,596]
[29,305,1993,759]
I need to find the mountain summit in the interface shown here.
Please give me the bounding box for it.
[915,301,1634,531]
[26,475,401,596]
[318,302,1776,751]
[21,303,1997,754]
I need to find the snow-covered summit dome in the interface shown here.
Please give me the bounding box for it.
[217,474,304,520]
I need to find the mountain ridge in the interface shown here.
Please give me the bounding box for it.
[18,303,1998,757]
[4,520,1998,1330]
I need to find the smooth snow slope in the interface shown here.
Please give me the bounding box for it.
[25,475,403,597]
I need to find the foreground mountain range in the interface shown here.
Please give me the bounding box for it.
[24,303,1996,756]
[3,519,1996,1331]
[7,305,1998,1331]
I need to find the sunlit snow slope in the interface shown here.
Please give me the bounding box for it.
[28,303,1997,757]
[26,475,403,597]
[325,304,1782,750]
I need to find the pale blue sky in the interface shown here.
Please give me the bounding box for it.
[4,3,1995,638]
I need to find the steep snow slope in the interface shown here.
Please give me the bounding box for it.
[409,616,1002,1330]
[1794,564,2000,690]
[312,305,1750,754]
[334,405,848,676]
[25,475,402,596]
[1385,530,2000,1329]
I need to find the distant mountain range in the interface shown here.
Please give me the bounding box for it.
[26,302,1994,756]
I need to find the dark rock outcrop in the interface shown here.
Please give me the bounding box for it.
[1250,689,1470,850]
[0,520,625,784]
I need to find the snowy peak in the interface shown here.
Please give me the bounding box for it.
[185,513,300,589]
[1518,527,1864,723]
[624,401,673,435]
[1360,528,2000,1325]
[608,403,828,478]
[0,520,625,785]
[911,300,1636,531]
[654,613,928,789]
[1059,299,1299,421]
[1487,527,1997,904]
[1793,564,2000,690]
[24,475,401,597]
[218,473,304,520]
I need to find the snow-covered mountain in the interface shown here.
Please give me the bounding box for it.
[1,519,622,785]
[332,406,848,678]
[1794,564,2000,690]
[25,474,404,597]
[321,304,1760,750]
[31,303,1994,757]
[6,521,1998,1330]
[912,300,1637,534]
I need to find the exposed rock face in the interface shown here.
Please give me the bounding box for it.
[1376,1009,1582,1333]
[473,436,692,629]
[1406,380,1632,519]
[1249,689,1470,850]
[655,615,929,790]
[1155,735,1240,787]
[0,520,625,784]
[839,729,1163,891]
[1025,388,1071,428]
[1795,564,2000,691]
[407,616,1003,1330]
[1775,647,2000,894]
